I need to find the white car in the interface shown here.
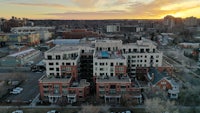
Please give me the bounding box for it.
[10,90,21,94]
[47,110,60,113]
[14,87,23,92]
[12,110,23,113]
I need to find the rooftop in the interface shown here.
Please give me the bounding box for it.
[70,79,90,88]
[147,67,168,85]
[95,50,125,59]
[39,75,72,83]
[46,45,80,53]
[96,76,131,83]
[8,48,36,57]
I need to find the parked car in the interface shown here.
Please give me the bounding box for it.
[14,87,23,92]
[10,90,21,94]
[12,110,23,113]
[47,110,60,113]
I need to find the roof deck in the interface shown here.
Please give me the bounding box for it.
[96,76,131,83]
[39,75,72,83]
[94,50,125,59]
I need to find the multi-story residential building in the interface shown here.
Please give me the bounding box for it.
[96,76,142,104]
[39,38,164,104]
[39,45,91,104]
[122,39,163,78]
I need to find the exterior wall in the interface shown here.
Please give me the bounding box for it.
[106,25,120,33]
[39,81,90,102]
[155,79,172,90]
[96,82,132,97]
[93,58,127,77]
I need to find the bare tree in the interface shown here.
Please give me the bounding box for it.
[145,97,179,113]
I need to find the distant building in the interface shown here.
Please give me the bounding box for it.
[11,26,54,41]
[106,24,120,33]
[0,48,41,67]
[163,15,176,28]
[120,25,143,32]
[0,33,40,46]
[184,16,198,27]
[63,29,100,39]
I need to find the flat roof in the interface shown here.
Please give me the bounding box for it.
[39,75,72,83]
[46,45,80,53]
[8,48,36,57]
[96,76,131,83]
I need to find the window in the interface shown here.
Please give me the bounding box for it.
[47,55,52,60]
[132,60,136,62]
[132,56,136,58]
[100,68,104,71]
[43,85,49,88]
[49,68,54,70]
[62,85,68,88]
[95,62,97,65]
[56,55,60,60]
[110,63,113,66]
[156,55,159,58]
[119,63,123,66]
[49,62,53,65]
[156,60,159,62]
[66,63,70,65]
[111,73,113,76]
[100,63,104,66]
[56,62,59,65]
[56,68,59,71]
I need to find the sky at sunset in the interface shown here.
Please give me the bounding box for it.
[0,0,200,20]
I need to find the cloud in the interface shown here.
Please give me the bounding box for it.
[127,0,200,18]
[43,10,130,19]
[9,2,66,9]
[72,0,100,8]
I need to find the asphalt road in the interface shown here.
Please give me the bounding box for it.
[4,72,44,102]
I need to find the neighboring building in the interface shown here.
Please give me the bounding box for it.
[146,67,179,99]
[11,26,54,41]
[122,39,163,78]
[0,48,41,66]
[7,33,40,46]
[106,24,120,33]
[184,16,198,27]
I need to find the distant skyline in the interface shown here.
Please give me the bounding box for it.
[0,0,200,20]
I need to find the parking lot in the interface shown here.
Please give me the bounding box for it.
[3,72,44,103]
